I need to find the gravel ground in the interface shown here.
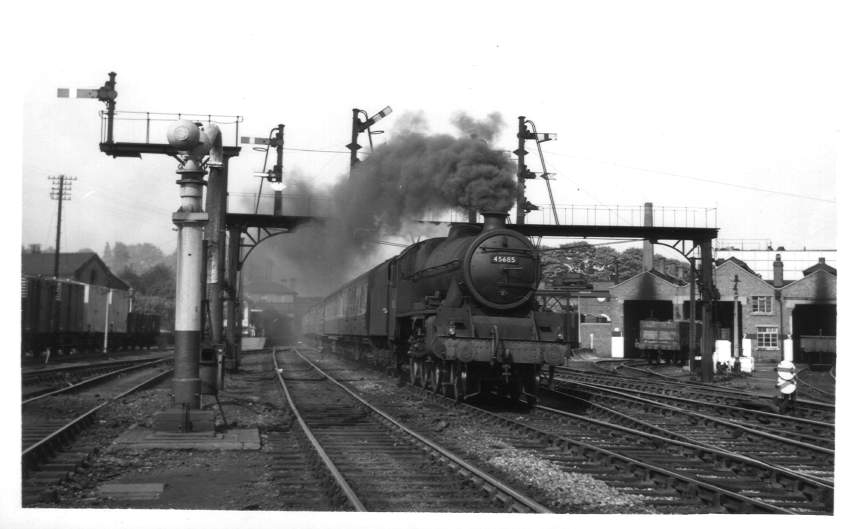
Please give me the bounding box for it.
[327,357,656,514]
[25,350,680,513]
[30,354,289,510]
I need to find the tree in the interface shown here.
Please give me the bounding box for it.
[540,243,689,287]
[111,242,131,272]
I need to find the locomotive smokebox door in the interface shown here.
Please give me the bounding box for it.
[199,346,219,395]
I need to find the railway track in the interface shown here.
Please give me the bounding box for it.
[555,365,836,423]
[21,362,172,504]
[551,369,835,449]
[541,382,834,485]
[274,347,550,512]
[23,357,170,402]
[216,361,339,510]
[305,348,832,514]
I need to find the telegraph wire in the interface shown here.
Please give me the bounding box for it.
[543,151,835,204]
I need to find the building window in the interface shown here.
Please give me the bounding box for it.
[751,295,773,314]
[756,326,779,349]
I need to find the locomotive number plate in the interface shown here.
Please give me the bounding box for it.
[491,255,518,264]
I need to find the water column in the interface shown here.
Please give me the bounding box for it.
[154,120,213,432]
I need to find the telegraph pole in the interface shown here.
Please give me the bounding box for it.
[48,175,76,278]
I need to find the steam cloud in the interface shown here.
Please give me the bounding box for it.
[247,112,516,297]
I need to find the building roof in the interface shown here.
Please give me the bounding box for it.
[802,258,836,277]
[21,252,129,290]
[22,252,98,278]
[647,268,687,286]
[716,256,760,277]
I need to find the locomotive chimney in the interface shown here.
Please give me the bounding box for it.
[480,210,508,231]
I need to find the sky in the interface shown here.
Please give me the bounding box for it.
[12,0,840,263]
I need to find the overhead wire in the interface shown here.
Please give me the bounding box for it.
[542,151,835,204]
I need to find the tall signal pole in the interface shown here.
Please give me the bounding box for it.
[48,175,76,278]
[272,124,284,215]
[515,116,530,225]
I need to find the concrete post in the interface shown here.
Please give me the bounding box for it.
[700,240,714,382]
[689,257,697,371]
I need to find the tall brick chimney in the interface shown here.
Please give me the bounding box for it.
[773,253,784,287]
[642,202,653,272]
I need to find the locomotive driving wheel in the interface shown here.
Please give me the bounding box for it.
[424,361,435,391]
[409,357,420,386]
[451,363,467,402]
[432,362,444,395]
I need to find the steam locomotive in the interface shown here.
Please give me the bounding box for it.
[303,211,578,404]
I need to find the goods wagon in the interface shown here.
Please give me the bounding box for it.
[21,275,160,356]
[634,319,702,365]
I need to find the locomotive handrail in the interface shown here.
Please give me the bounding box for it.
[478,246,535,254]
[402,259,460,281]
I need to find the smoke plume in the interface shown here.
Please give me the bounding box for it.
[450,111,505,143]
[246,112,516,296]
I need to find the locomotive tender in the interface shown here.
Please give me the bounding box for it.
[303,211,578,404]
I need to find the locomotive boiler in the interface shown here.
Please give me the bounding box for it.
[303,211,578,405]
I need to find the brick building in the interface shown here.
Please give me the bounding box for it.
[581,253,836,365]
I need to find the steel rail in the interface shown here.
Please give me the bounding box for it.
[558,379,834,455]
[403,382,819,514]
[22,368,172,473]
[294,349,552,513]
[605,363,836,412]
[22,354,171,381]
[583,362,834,404]
[557,366,835,420]
[271,349,366,512]
[555,374,834,444]
[23,358,171,405]
[542,384,834,487]
[533,403,828,513]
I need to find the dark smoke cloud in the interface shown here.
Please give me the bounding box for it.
[450,111,505,143]
[246,112,515,296]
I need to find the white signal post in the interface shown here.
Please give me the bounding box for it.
[102,289,112,354]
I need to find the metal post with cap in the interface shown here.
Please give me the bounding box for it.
[151,119,216,433]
